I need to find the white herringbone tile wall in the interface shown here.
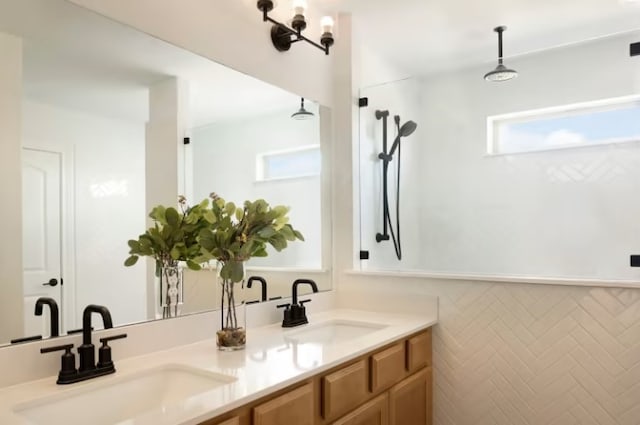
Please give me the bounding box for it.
[430,280,640,425]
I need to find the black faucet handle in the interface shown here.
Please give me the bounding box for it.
[299,299,312,306]
[41,343,77,383]
[97,334,127,371]
[40,343,74,354]
[99,333,127,345]
[277,303,291,310]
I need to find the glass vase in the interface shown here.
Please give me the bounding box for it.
[216,260,246,351]
[158,264,183,319]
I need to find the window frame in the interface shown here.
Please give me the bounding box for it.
[486,94,640,156]
[255,144,321,182]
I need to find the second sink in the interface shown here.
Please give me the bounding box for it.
[284,319,387,345]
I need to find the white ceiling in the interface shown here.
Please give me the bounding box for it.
[311,0,640,75]
[2,0,640,124]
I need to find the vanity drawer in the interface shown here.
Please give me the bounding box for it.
[322,359,369,420]
[253,382,314,425]
[406,329,432,372]
[370,342,406,393]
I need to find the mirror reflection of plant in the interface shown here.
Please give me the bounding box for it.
[198,193,305,283]
[124,196,213,270]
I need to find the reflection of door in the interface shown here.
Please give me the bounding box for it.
[22,149,62,338]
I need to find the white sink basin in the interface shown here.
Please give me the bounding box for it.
[14,364,236,425]
[284,319,387,345]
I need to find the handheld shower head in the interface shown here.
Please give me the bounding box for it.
[387,119,417,159]
[399,120,417,137]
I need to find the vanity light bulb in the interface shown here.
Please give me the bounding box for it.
[320,16,334,34]
[293,0,307,16]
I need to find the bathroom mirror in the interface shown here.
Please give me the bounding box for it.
[0,0,331,346]
[358,11,640,284]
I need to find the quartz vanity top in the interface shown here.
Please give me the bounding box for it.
[0,308,437,425]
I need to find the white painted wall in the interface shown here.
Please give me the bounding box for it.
[191,107,322,269]
[0,32,24,344]
[22,100,146,329]
[359,32,640,282]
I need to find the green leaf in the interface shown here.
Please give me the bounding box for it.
[165,207,180,227]
[124,256,139,267]
[186,260,201,271]
[293,230,305,241]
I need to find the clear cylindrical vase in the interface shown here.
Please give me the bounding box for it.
[216,260,246,351]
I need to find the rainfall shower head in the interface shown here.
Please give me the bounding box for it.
[484,26,518,82]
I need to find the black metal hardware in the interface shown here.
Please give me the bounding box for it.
[247,276,268,302]
[42,278,58,287]
[279,279,318,328]
[11,335,43,344]
[631,255,640,267]
[359,97,369,108]
[67,327,93,335]
[35,297,60,337]
[257,0,334,55]
[183,137,190,145]
[359,250,370,260]
[40,343,78,384]
[269,296,283,301]
[631,42,640,57]
[42,306,121,385]
[97,334,127,370]
[291,279,318,306]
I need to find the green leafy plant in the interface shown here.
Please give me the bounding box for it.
[198,194,304,282]
[124,196,212,270]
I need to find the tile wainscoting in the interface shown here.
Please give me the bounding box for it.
[340,277,640,425]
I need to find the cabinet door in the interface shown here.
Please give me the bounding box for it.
[332,393,389,425]
[389,368,432,425]
[253,382,314,425]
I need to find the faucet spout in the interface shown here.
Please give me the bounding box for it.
[82,305,113,346]
[247,276,268,302]
[291,279,319,306]
[35,297,60,337]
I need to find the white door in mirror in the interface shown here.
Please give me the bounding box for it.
[22,148,62,338]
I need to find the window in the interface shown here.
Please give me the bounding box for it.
[256,145,321,181]
[487,95,640,155]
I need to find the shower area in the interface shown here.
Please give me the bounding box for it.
[358,30,640,282]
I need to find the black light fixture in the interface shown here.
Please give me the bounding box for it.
[291,98,315,120]
[257,0,335,55]
[484,26,518,82]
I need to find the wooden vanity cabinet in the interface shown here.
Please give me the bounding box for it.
[198,328,432,425]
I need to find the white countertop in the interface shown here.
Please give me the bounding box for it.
[0,308,437,425]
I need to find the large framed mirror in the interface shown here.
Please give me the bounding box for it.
[0,0,331,347]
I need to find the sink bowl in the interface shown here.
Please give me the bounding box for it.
[284,319,387,345]
[14,364,236,425]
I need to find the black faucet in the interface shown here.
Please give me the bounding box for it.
[78,304,114,372]
[35,297,60,337]
[291,279,318,306]
[278,279,319,328]
[247,276,268,302]
[40,304,127,385]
